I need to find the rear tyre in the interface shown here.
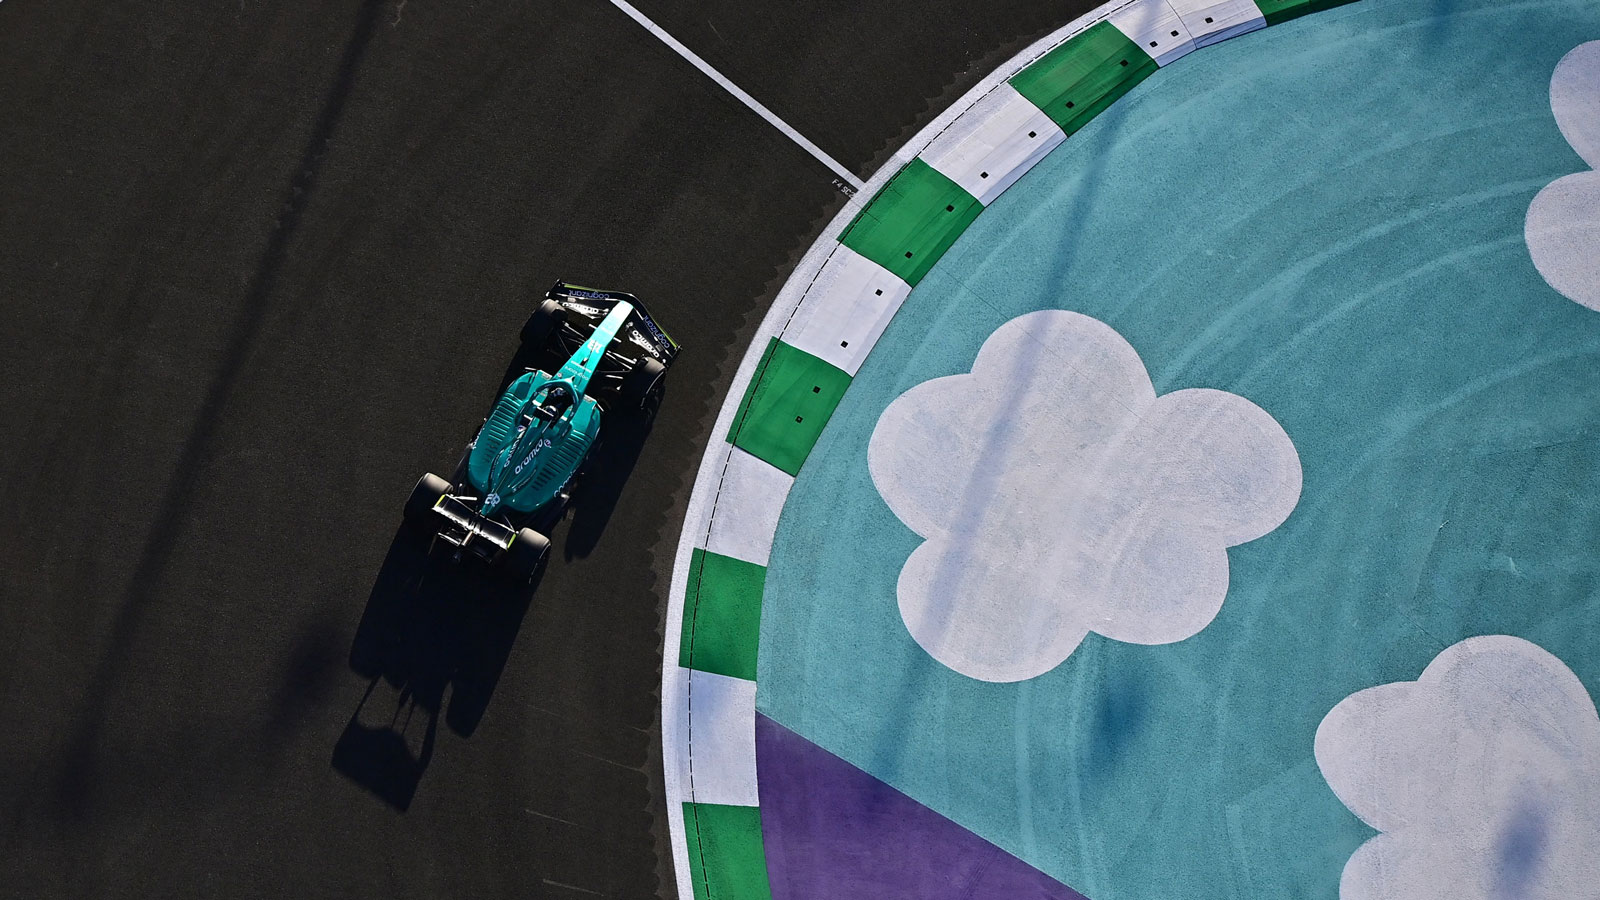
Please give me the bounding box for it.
[506,528,550,583]
[520,298,567,348]
[618,357,666,411]
[404,473,450,527]
[529,489,571,533]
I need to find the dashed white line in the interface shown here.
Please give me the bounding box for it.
[605,0,865,191]
[541,878,610,897]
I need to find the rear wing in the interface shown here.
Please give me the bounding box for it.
[432,494,516,552]
[545,282,681,365]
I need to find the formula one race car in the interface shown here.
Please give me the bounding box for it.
[404,282,679,581]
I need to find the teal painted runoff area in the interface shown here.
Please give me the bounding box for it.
[728,338,853,476]
[759,1,1600,899]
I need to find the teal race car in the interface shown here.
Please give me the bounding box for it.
[403,282,679,581]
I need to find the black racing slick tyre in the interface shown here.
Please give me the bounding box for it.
[619,357,666,410]
[507,528,550,583]
[520,298,567,348]
[404,473,450,528]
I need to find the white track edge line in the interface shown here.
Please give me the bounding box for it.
[606,0,865,191]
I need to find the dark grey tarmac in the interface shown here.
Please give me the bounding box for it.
[0,1,1093,897]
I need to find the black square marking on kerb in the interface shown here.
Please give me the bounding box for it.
[795,416,804,423]
[1066,101,1076,109]
[1205,16,1214,22]
[1120,59,1129,66]
[812,386,821,393]
[1149,40,1158,47]
[874,289,883,296]
[905,251,913,258]
[1171,29,1179,36]
[946,205,954,212]
[980,171,989,178]
[1028,130,1037,138]
[840,340,849,347]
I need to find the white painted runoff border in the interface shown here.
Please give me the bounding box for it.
[661,1,1277,896]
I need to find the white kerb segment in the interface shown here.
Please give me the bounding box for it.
[672,667,760,807]
[782,245,913,376]
[705,447,796,567]
[1169,0,1266,48]
[921,83,1068,205]
[1108,0,1198,67]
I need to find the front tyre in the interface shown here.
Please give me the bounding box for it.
[506,527,551,583]
[404,473,450,528]
[520,298,567,348]
[618,357,666,411]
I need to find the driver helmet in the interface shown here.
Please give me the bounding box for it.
[540,383,573,417]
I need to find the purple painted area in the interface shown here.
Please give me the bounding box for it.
[756,714,1090,900]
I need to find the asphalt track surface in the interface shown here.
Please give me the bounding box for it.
[0,2,1092,897]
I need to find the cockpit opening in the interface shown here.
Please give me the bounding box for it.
[530,383,574,423]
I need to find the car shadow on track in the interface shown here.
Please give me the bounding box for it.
[332,525,540,811]
[565,386,662,560]
[332,347,661,810]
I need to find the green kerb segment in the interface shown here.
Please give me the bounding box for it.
[839,159,983,286]
[684,803,773,900]
[1252,0,1359,24]
[1010,21,1157,135]
[679,548,766,681]
[727,338,853,476]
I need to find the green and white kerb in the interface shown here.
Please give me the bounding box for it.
[661,0,1357,896]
